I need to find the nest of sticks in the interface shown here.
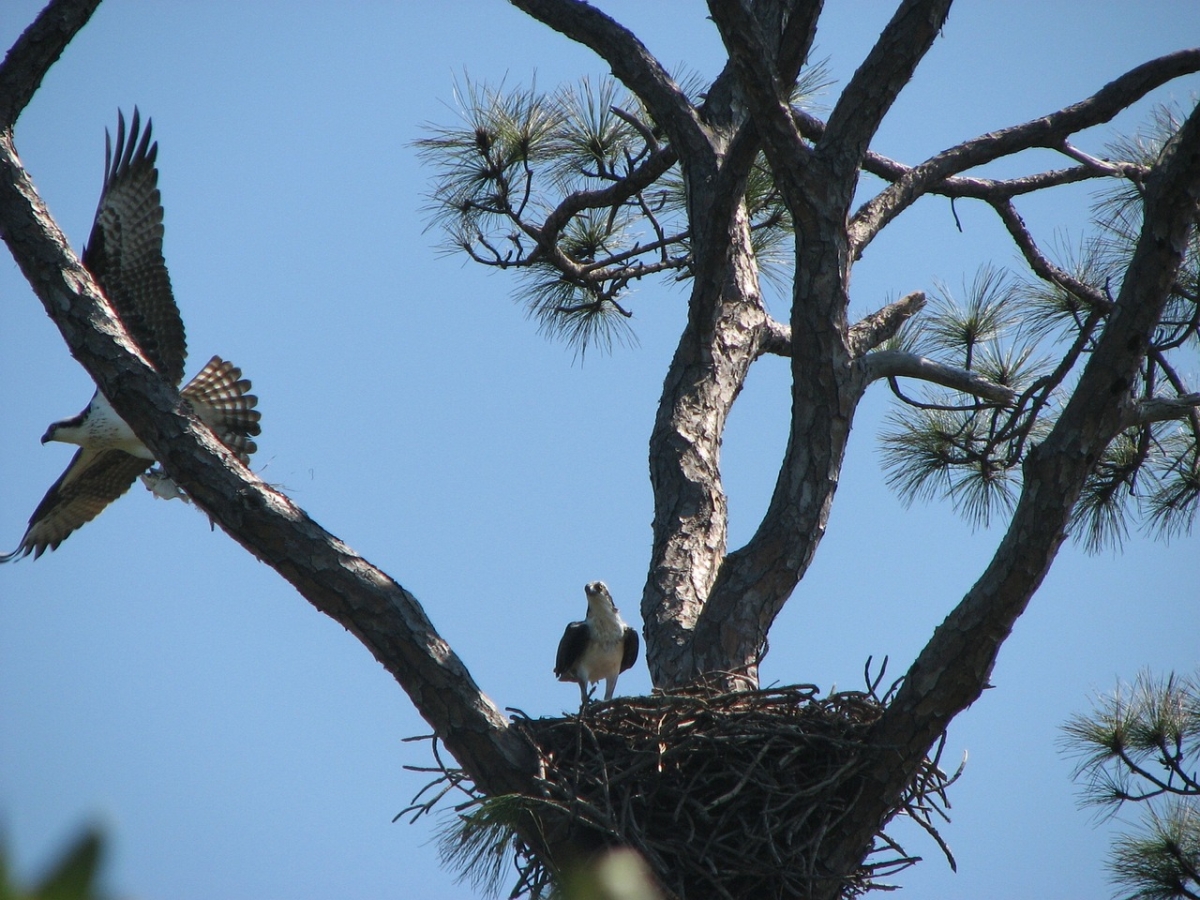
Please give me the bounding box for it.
[404,670,960,900]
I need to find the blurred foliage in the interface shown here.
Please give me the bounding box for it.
[559,849,662,900]
[436,795,665,900]
[0,826,108,900]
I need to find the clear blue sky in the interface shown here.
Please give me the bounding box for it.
[1,2,1196,898]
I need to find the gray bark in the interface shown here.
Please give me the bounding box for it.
[645,202,773,683]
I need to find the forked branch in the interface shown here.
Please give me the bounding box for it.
[826,96,1200,900]
[850,48,1200,251]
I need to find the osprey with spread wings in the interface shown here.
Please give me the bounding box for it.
[2,110,261,562]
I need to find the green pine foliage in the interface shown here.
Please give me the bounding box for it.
[1108,803,1200,900]
[878,107,1199,548]
[416,65,830,357]
[420,73,1199,540]
[1063,672,1200,900]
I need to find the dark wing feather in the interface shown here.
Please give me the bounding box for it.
[555,621,589,679]
[0,450,151,562]
[620,627,640,673]
[82,109,186,385]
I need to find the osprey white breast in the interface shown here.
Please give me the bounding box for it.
[43,391,155,460]
[554,581,640,705]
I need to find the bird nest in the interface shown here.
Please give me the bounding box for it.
[402,674,960,900]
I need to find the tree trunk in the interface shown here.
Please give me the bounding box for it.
[691,209,859,683]
[644,198,775,686]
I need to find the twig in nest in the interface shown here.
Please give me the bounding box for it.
[402,679,962,900]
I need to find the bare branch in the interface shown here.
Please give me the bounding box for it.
[817,0,954,200]
[757,314,793,358]
[578,230,690,274]
[989,198,1112,311]
[932,166,1115,201]
[1058,140,1147,180]
[582,254,689,283]
[847,290,926,357]
[850,49,1200,252]
[706,0,817,212]
[697,0,821,137]
[609,103,657,152]
[795,106,1117,203]
[777,0,823,86]
[759,290,928,363]
[538,145,678,248]
[859,350,1017,406]
[1122,393,1200,429]
[0,0,101,130]
[1150,351,1200,447]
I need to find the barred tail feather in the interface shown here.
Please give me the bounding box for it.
[181,355,262,464]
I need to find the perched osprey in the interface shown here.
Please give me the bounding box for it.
[555,581,640,705]
[0,110,261,562]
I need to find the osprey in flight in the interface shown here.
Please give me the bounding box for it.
[555,581,640,705]
[1,110,261,562]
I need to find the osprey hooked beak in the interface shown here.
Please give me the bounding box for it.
[585,580,616,608]
[41,412,82,444]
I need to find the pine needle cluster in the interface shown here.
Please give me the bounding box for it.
[1063,671,1200,900]
[879,105,1200,548]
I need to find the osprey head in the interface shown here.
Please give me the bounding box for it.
[585,581,615,609]
[41,413,85,445]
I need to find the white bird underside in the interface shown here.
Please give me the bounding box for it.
[1,357,259,561]
[555,581,640,704]
[65,391,157,460]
